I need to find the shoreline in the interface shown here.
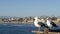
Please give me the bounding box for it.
[0,21,60,25]
[0,21,34,25]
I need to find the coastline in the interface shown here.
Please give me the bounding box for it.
[0,21,34,25]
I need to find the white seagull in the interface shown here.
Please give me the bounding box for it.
[46,18,52,28]
[34,17,46,30]
[34,17,40,27]
[46,18,58,28]
[34,17,60,32]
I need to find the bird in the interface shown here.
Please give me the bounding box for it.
[46,18,52,28]
[34,17,46,30]
[34,17,40,27]
[34,17,60,32]
[46,18,58,28]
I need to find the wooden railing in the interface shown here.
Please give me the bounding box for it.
[32,27,60,34]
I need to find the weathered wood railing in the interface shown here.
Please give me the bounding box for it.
[32,27,60,34]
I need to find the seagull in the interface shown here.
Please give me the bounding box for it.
[34,17,60,32]
[46,18,60,32]
[46,18,52,28]
[34,17,40,27]
[46,18,58,28]
[34,17,46,30]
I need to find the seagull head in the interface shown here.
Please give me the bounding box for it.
[34,17,38,20]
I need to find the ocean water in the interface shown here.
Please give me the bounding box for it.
[0,23,60,34]
[0,24,38,34]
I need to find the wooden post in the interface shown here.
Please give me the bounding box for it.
[57,32,60,34]
[44,27,49,34]
[36,31,40,34]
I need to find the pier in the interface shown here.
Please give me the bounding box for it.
[32,27,60,34]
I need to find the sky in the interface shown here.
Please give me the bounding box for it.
[0,0,60,17]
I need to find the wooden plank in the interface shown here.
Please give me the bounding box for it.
[44,27,49,34]
[32,30,60,34]
[32,27,60,34]
[32,30,43,34]
[32,30,43,33]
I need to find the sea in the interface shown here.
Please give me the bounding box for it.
[0,23,60,34]
[0,23,40,34]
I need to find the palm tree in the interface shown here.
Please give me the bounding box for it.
[18,18,24,22]
[51,17,57,21]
